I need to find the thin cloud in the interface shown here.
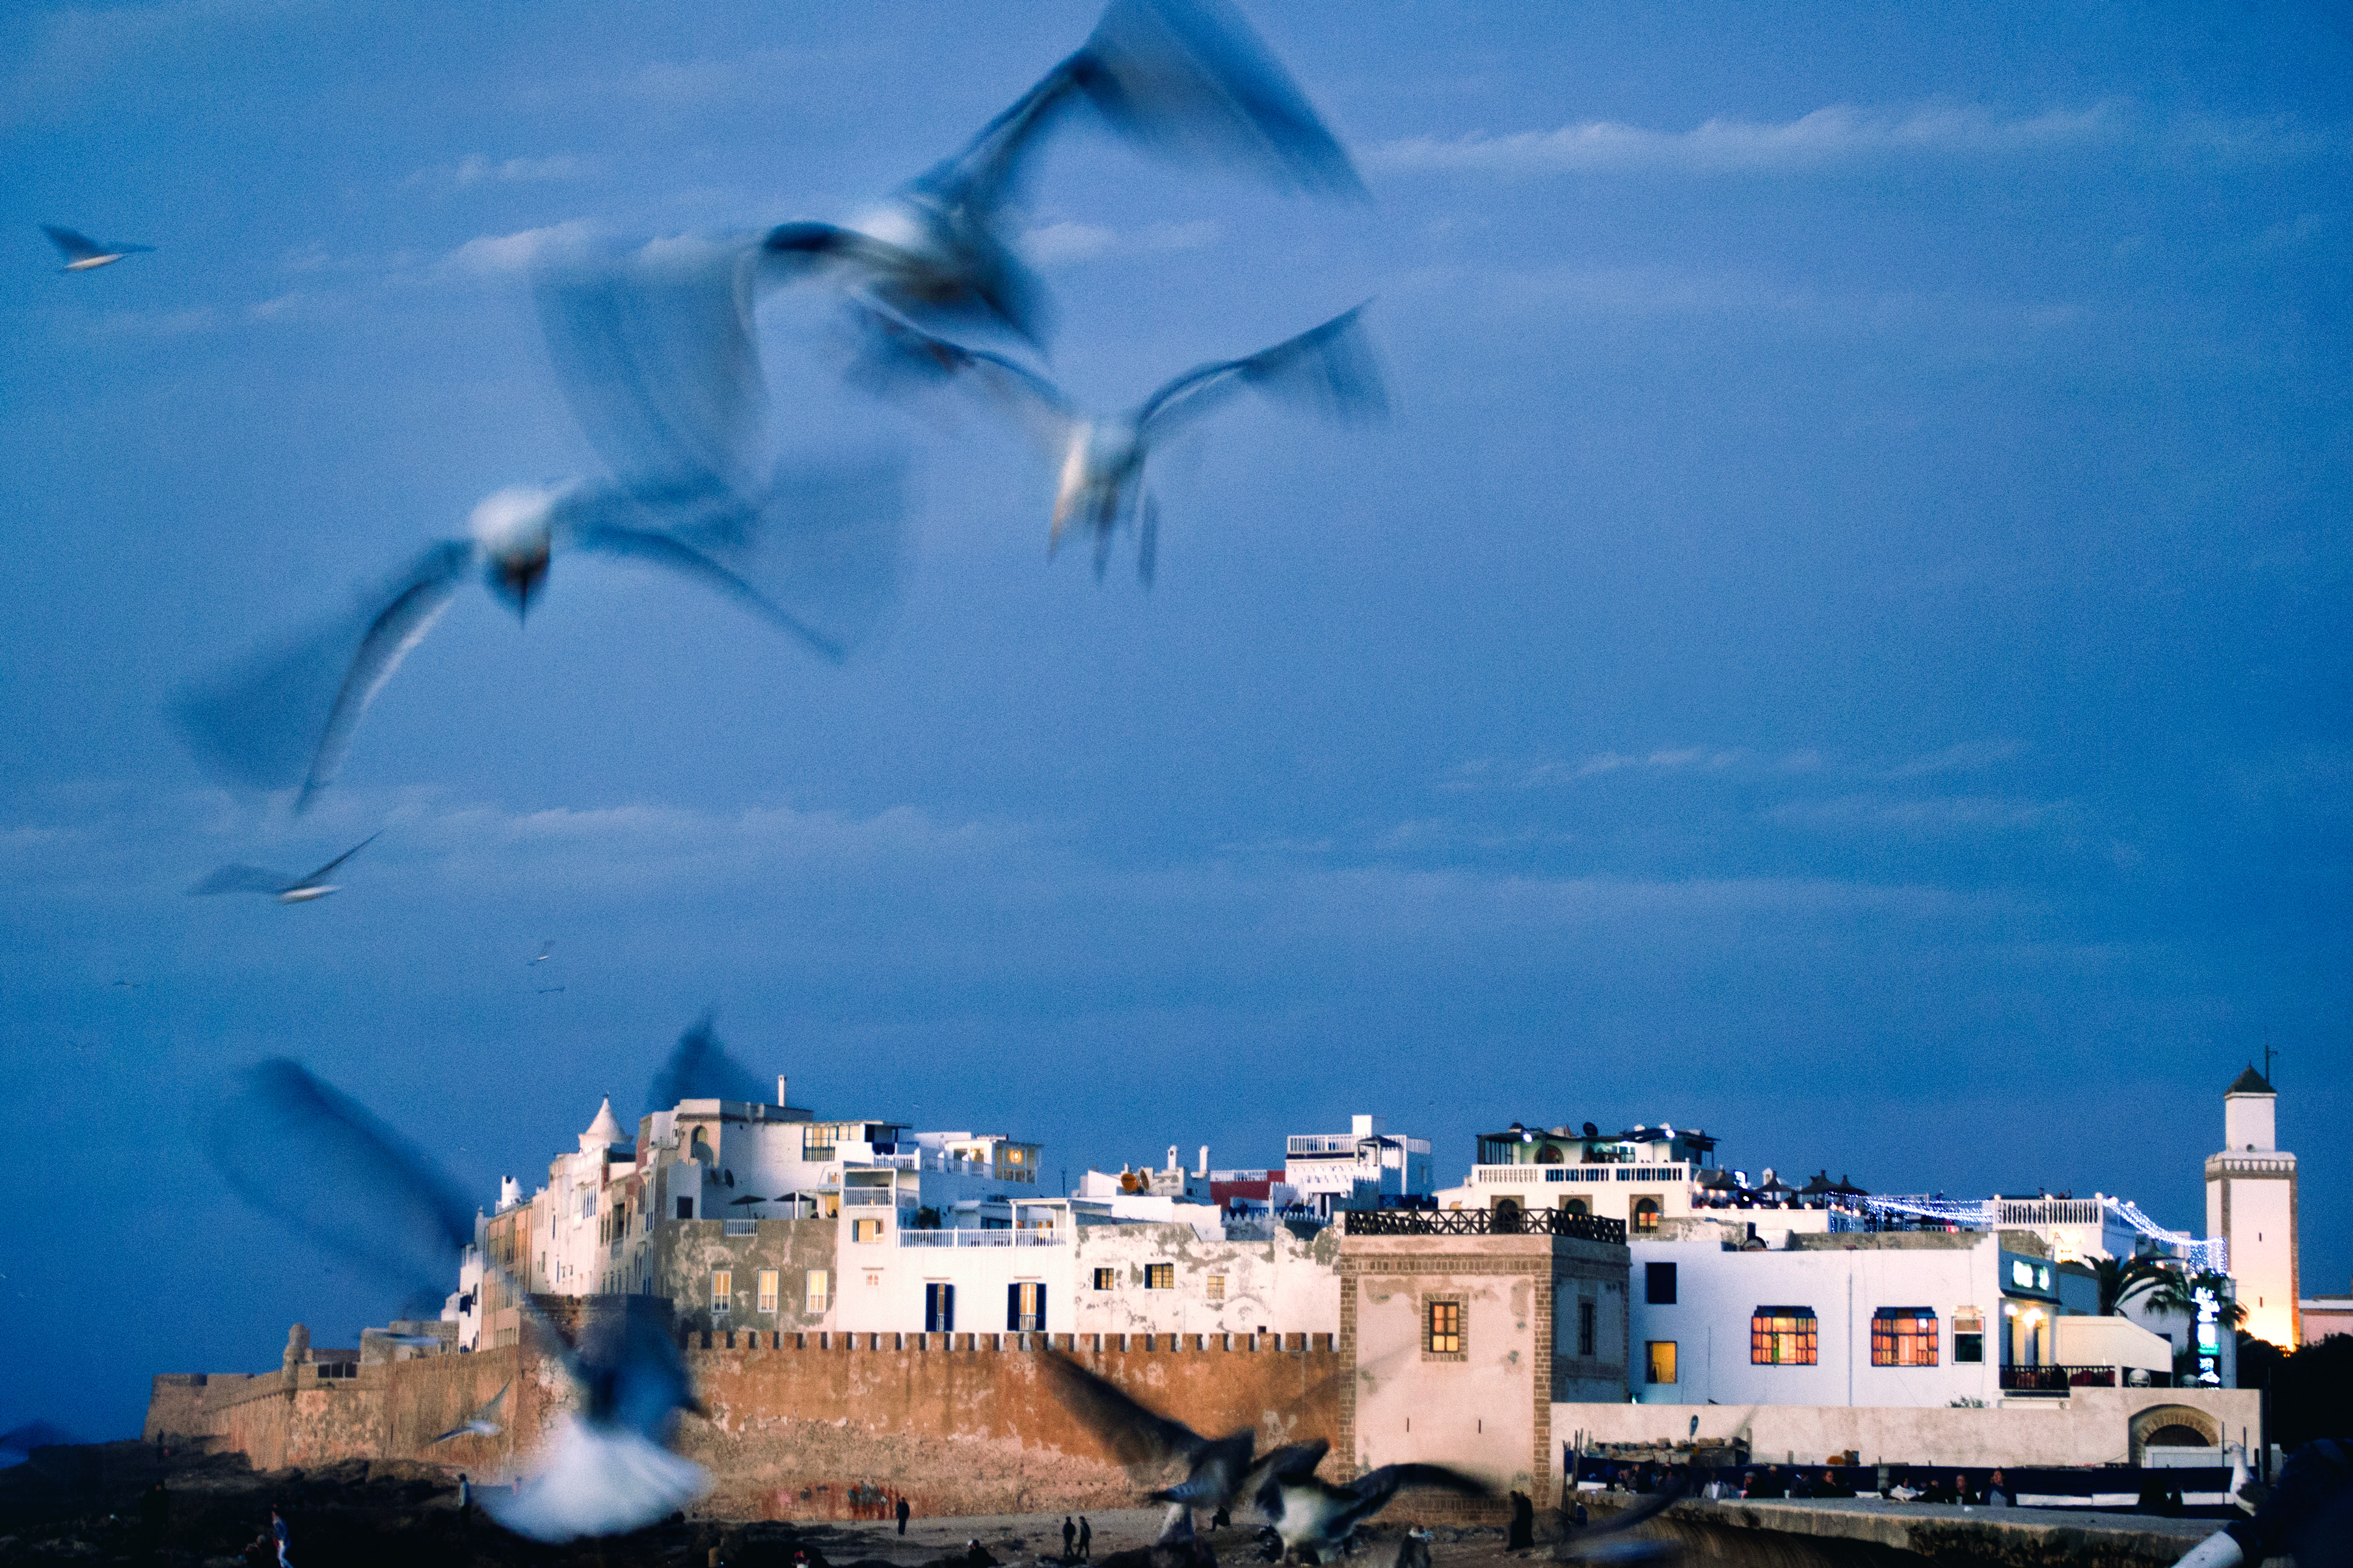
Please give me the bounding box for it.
[405,153,596,191]
[1438,747,1804,791]
[1771,794,2067,832]
[1369,102,2121,176]
[1024,219,1221,267]
[438,219,598,277]
[1887,739,2026,778]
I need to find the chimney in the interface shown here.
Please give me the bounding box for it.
[777,1074,788,1108]
[1167,1145,1179,1173]
[1198,1145,1210,1178]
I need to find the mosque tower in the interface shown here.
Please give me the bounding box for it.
[2205,1065,2298,1347]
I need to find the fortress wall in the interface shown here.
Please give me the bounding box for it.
[145,1331,1345,1520]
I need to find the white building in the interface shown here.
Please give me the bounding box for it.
[2207,1065,2297,1348]
[1283,1115,1434,1216]
[1624,1223,2173,1409]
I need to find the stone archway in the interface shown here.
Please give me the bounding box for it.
[2129,1403,2220,1463]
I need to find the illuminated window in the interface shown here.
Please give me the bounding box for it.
[1750,1306,1817,1365]
[1145,1264,1175,1290]
[1953,1307,1982,1363]
[852,1218,885,1243]
[1645,1341,1678,1384]
[757,1270,779,1314]
[1425,1298,1464,1357]
[1093,1268,1117,1290]
[805,1269,829,1313]
[1871,1309,1938,1366]
[1207,1275,1226,1302]
[925,1282,955,1333]
[711,1270,733,1315]
[1008,1281,1046,1331]
[1633,1197,1661,1234]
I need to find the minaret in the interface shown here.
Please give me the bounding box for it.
[2205,1065,2298,1347]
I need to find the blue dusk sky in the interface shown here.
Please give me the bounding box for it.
[3,1,2346,1438]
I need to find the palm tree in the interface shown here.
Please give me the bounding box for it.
[2092,1252,2183,1316]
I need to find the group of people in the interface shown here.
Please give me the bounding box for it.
[1058,1515,1094,1561]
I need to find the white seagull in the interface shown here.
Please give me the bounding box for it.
[850,300,1383,581]
[764,0,1360,349]
[175,234,906,812]
[190,832,381,903]
[42,224,155,272]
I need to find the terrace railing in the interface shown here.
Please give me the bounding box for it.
[1343,1208,1627,1243]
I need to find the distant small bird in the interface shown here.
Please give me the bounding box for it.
[529,941,554,964]
[1038,1349,1256,1541]
[175,235,907,812]
[1246,1440,1485,1561]
[764,0,1360,347]
[850,300,1383,580]
[431,1381,509,1444]
[189,832,381,903]
[42,224,155,272]
[537,986,566,994]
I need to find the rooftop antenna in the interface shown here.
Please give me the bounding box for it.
[2262,1028,2278,1085]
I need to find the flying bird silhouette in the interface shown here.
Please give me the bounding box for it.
[174,235,907,812]
[189,831,381,902]
[1039,1349,1258,1541]
[1246,1440,1486,1561]
[431,1381,510,1444]
[1549,1475,1688,1564]
[764,0,1360,349]
[646,1013,768,1110]
[850,300,1382,581]
[42,224,155,272]
[529,941,554,964]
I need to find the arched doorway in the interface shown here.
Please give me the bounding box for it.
[1560,1197,1589,1216]
[2129,1404,2220,1464]
[1493,1198,1524,1234]
[1633,1197,1661,1234]
[1537,1144,1566,1165]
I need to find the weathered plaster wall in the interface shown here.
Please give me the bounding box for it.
[1067,1221,1341,1337]
[658,1217,839,1335]
[1553,1386,2264,1468]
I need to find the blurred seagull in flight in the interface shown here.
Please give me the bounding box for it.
[210,1058,712,1539]
[189,831,380,903]
[42,224,155,272]
[175,234,907,812]
[765,0,1360,348]
[1038,1349,1257,1541]
[850,300,1383,581]
[431,1381,510,1444]
[1246,1439,1487,1561]
[530,941,554,964]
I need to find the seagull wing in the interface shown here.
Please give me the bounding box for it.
[1136,301,1385,440]
[535,234,767,496]
[1245,1439,1332,1517]
[1554,1474,1686,1557]
[643,1015,769,1118]
[174,541,472,812]
[297,830,381,886]
[562,448,909,663]
[41,226,103,262]
[1071,0,1364,199]
[189,864,298,896]
[1038,1349,1209,1472]
[206,1059,479,1315]
[842,304,1076,458]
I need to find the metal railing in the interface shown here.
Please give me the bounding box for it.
[1472,1164,1686,1186]
[1344,1208,1627,1242]
[898,1229,1064,1247]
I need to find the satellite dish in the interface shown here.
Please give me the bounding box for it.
[1582,1121,1598,1138]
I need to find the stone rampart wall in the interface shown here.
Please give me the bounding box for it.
[144,1333,1345,1520]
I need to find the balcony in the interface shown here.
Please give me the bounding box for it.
[898,1229,1064,1247]
[1998,1364,2171,1395]
[1344,1208,1627,1243]
[1471,1163,1686,1186]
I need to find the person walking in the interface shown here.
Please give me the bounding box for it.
[897,1495,912,1537]
[1062,1517,1077,1560]
[269,1504,291,1567]
[1077,1517,1092,1561]
[458,1473,474,1535]
[1507,1491,1535,1549]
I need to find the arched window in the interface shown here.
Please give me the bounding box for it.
[1561,1197,1589,1216]
[1536,1143,1566,1165]
[1633,1197,1661,1234]
[1493,1198,1524,1234]
[690,1127,711,1161]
